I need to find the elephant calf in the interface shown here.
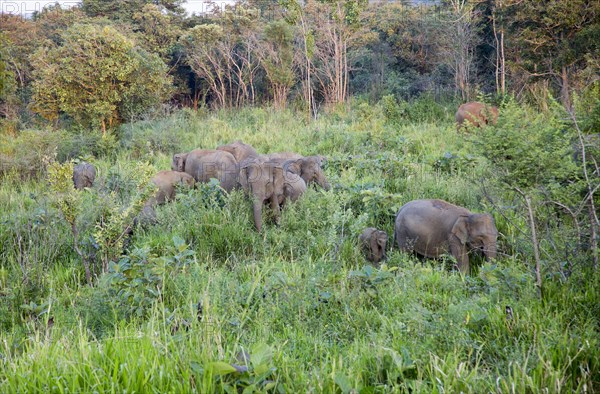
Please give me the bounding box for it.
[394,199,498,274]
[73,162,96,190]
[359,227,388,266]
[455,102,498,130]
[148,170,195,206]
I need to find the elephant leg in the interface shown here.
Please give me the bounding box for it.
[270,194,281,226]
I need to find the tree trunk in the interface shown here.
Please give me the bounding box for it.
[561,65,571,110]
[516,187,543,298]
[500,29,505,95]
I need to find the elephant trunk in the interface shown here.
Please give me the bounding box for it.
[253,200,263,232]
[483,242,497,261]
[316,174,331,191]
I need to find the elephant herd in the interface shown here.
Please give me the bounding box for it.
[167,141,331,232]
[71,102,500,274]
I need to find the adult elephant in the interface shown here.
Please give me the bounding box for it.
[73,162,96,190]
[239,159,285,232]
[394,199,498,274]
[148,170,195,206]
[455,102,499,130]
[172,149,239,192]
[216,140,259,163]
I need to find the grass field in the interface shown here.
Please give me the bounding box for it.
[0,102,598,392]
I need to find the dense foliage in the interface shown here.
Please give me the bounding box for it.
[1,102,598,391]
[1,0,598,131]
[0,0,598,391]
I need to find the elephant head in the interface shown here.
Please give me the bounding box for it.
[450,213,498,271]
[239,161,284,232]
[284,156,331,191]
[171,153,189,172]
[360,227,388,266]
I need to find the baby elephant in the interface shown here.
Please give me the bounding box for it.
[73,162,96,190]
[148,170,195,206]
[359,227,388,266]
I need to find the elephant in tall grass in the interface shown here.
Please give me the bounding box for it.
[239,159,285,232]
[394,199,498,274]
[73,162,96,190]
[455,102,499,130]
[172,149,239,192]
[148,170,195,206]
[359,227,388,266]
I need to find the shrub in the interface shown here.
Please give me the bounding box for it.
[30,24,172,132]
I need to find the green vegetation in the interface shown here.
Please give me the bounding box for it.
[0,0,598,391]
[1,101,598,392]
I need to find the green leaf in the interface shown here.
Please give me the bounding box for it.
[251,343,273,369]
[173,235,185,251]
[208,361,238,376]
[334,372,352,394]
[190,361,204,375]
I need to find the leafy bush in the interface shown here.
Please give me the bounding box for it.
[471,100,577,190]
[104,236,195,318]
[30,24,172,131]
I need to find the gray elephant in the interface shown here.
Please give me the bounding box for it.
[359,227,388,266]
[281,156,331,191]
[216,140,259,163]
[172,149,239,192]
[73,162,96,190]
[394,199,498,274]
[148,170,195,206]
[455,102,499,130]
[280,167,307,205]
[239,159,285,232]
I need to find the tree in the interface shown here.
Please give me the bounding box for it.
[281,0,317,119]
[504,0,600,109]
[256,20,296,109]
[310,0,367,105]
[30,24,172,133]
[180,4,260,108]
[132,4,182,60]
[82,0,184,22]
[439,0,483,101]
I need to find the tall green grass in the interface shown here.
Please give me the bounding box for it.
[0,103,598,392]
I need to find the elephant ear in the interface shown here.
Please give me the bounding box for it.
[239,166,250,192]
[285,159,303,175]
[451,215,470,245]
